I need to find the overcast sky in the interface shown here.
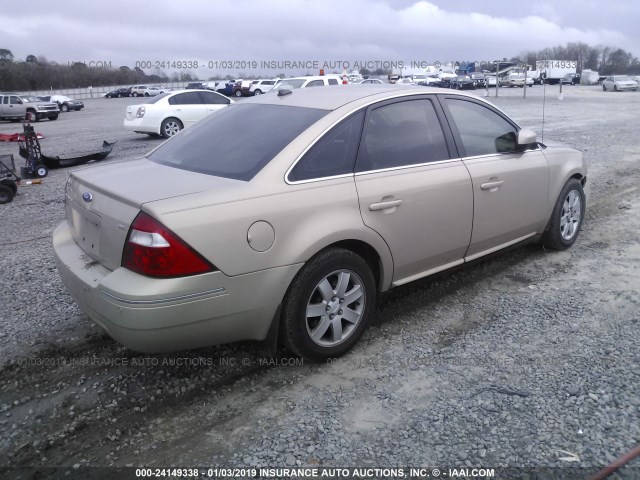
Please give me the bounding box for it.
[1,0,638,76]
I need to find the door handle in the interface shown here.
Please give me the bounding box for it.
[369,199,402,211]
[480,180,504,190]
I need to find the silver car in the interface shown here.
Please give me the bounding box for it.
[53,86,587,360]
[602,75,639,92]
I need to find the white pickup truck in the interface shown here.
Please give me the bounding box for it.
[0,93,59,122]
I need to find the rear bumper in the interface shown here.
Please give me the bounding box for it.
[123,117,158,135]
[53,221,302,352]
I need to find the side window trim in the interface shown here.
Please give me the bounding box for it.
[355,95,456,173]
[437,94,523,158]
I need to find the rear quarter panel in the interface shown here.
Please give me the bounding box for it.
[146,177,394,290]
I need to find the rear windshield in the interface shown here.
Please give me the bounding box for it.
[148,104,327,181]
[142,92,171,104]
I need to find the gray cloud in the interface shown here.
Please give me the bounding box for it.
[0,0,637,77]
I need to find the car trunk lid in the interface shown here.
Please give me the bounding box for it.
[65,158,247,271]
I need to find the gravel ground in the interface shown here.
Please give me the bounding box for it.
[0,85,639,479]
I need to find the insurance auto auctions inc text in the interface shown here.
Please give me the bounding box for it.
[249,467,495,478]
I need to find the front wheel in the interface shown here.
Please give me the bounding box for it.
[60,103,69,112]
[253,90,262,95]
[542,179,585,250]
[234,90,242,97]
[281,248,376,361]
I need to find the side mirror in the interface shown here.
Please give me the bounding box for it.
[517,129,537,146]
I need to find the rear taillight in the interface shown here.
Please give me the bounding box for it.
[122,212,214,278]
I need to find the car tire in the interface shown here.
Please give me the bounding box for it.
[160,117,183,139]
[133,93,138,97]
[26,110,39,122]
[117,94,122,98]
[254,90,262,95]
[0,184,14,204]
[49,114,58,121]
[614,85,618,92]
[603,85,606,91]
[2,180,18,195]
[234,90,242,97]
[60,103,69,112]
[144,93,150,97]
[281,248,376,361]
[541,178,585,251]
[35,164,48,178]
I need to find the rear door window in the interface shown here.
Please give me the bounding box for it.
[356,99,450,171]
[169,92,204,105]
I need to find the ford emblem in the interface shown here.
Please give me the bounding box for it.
[82,192,93,203]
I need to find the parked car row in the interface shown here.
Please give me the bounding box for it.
[38,95,84,112]
[104,85,169,98]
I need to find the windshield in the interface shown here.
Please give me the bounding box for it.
[614,76,632,81]
[22,96,41,103]
[273,79,306,90]
[148,104,327,181]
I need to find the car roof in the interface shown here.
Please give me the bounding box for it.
[246,84,451,111]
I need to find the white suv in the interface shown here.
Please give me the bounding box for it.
[131,85,167,97]
[249,79,278,96]
[272,75,344,92]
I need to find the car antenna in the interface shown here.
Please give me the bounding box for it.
[541,78,546,143]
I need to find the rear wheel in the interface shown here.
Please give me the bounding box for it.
[0,184,14,204]
[281,248,376,361]
[542,179,585,250]
[253,90,262,95]
[160,117,183,138]
[234,90,242,97]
